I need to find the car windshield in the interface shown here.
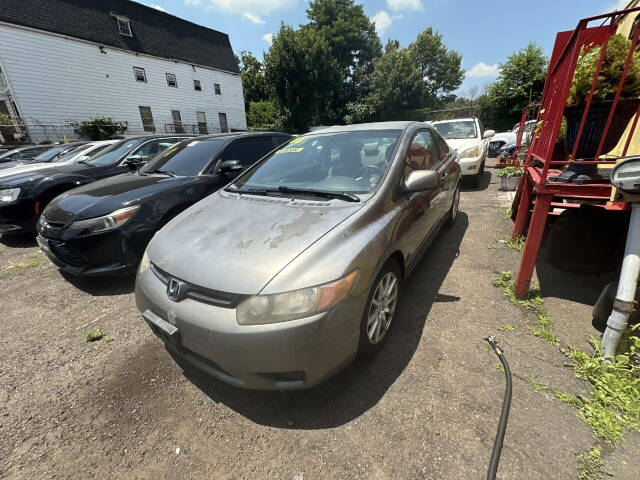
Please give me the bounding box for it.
[433,121,478,139]
[33,145,71,162]
[141,138,226,176]
[233,129,401,195]
[52,143,112,163]
[87,139,145,166]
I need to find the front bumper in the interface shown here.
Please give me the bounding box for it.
[36,224,147,276]
[135,267,360,390]
[0,199,37,234]
[458,154,483,177]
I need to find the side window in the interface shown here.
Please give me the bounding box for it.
[221,138,275,167]
[432,130,450,163]
[405,131,439,172]
[133,139,178,162]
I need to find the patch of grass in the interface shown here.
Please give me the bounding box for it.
[526,376,551,395]
[85,328,104,342]
[576,447,607,480]
[496,364,505,373]
[492,271,559,346]
[103,336,113,343]
[565,333,640,444]
[503,207,513,219]
[497,324,517,332]
[0,252,45,279]
[498,235,526,252]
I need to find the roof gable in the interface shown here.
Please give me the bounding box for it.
[0,0,239,74]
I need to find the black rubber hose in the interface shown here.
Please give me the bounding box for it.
[483,336,512,480]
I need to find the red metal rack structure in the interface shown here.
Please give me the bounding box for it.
[511,6,640,297]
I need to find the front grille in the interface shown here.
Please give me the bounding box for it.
[150,263,245,308]
[48,240,87,268]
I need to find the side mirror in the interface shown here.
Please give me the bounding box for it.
[404,170,439,192]
[483,130,496,139]
[124,155,145,170]
[221,159,244,174]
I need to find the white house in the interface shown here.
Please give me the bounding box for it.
[0,0,247,144]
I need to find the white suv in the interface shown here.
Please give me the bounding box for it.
[431,117,494,187]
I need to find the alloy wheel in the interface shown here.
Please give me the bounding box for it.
[366,272,399,344]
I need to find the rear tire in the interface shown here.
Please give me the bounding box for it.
[445,185,460,228]
[358,260,402,357]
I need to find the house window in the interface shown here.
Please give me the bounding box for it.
[166,73,177,88]
[196,111,208,134]
[194,80,202,91]
[214,83,221,95]
[218,112,228,133]
[133,67,147,83]
[116,18,132,36]
[171,110,184,133]
[138,106,155,132]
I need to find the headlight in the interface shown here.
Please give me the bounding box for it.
[237,270,359,325]
[70,205,140,234]
[459,145,481,159]
[138,248,150,274]
[0,188,20,203]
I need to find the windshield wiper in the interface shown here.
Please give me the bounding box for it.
[277,186,360,202]
[224,186,276,197]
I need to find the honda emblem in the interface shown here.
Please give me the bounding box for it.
[167,278,184,302]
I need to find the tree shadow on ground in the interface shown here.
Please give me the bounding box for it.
[175,213,469,430]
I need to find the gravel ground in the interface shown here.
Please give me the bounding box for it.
[1,162,638,479]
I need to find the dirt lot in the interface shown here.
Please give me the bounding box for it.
[1,163,639,479]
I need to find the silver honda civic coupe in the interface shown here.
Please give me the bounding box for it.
[135,121,461,389]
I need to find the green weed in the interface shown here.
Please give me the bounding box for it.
[497,324,517,332]
[85,329,104,342]
[0,252,44,279]
[576,447,607,480]
[503,207,513,219]
[499,235,526,252]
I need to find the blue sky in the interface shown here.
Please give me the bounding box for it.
[140,0,628,95]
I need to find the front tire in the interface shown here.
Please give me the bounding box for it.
[445,184,460,227]
[358,260,401,357]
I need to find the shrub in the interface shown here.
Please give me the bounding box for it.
[569,34,640,104]
[496,166,524,178]
[247,100,279,129]
[70,115,128,140]
[0,113,12,125]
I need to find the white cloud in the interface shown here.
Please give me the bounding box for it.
[243,12,266,24]
[262,33,274,45]
[466,62,500,78]
[372,11,402,36]
[386,0,423,11]
[184,0,202,5]
[150,4,166,11]
[204,0,297,22]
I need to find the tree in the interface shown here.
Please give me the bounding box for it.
[238,51,270,110]
[345,43,426,123]
[264,24,342,132]
[304,0,382,121]
[484,42,548,130]
[246,100,278,129]
[409,28,464,108]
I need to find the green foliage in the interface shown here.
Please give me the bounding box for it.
[496,364,505,373]
[569,34,640,104]
[503,207,512,219]
[499,235,525,252]
[85,328,104,342]
[0,112,12,125]
[247,101,278,129]
[493,271,558,345]
[576,447,607,480]
[264,24,342,132]
[496,166,524,178]
[70,116,127,140]
[566,332,640,444]
[482,43,548,131]
[238,51,270,109]
[497,324,517,331]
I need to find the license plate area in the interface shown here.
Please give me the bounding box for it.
[142,309,181,348]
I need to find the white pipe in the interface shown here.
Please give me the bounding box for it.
[602,203,640,358]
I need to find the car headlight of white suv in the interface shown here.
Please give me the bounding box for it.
[458,145,481,159]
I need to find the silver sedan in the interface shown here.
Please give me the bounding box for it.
[135,121,461,389]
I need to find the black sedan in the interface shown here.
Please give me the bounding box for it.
[0,135,188,234]
[36,132,292,276]
[0,144,58,163]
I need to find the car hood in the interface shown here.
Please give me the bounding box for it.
[149,191,364,294]
[445,138,482,152]
[490,132,516,143]
[0,162,60,179]
[43,173,204,224]
[0,162,95,189]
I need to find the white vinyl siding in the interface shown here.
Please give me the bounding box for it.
[0,23,247,142]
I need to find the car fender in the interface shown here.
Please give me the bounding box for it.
[30,173,92,200]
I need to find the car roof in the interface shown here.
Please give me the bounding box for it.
[301,121,421,134]
[173,131,291,144]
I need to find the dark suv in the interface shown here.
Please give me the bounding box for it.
[0,135,188,234]
[37,132,291,276]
